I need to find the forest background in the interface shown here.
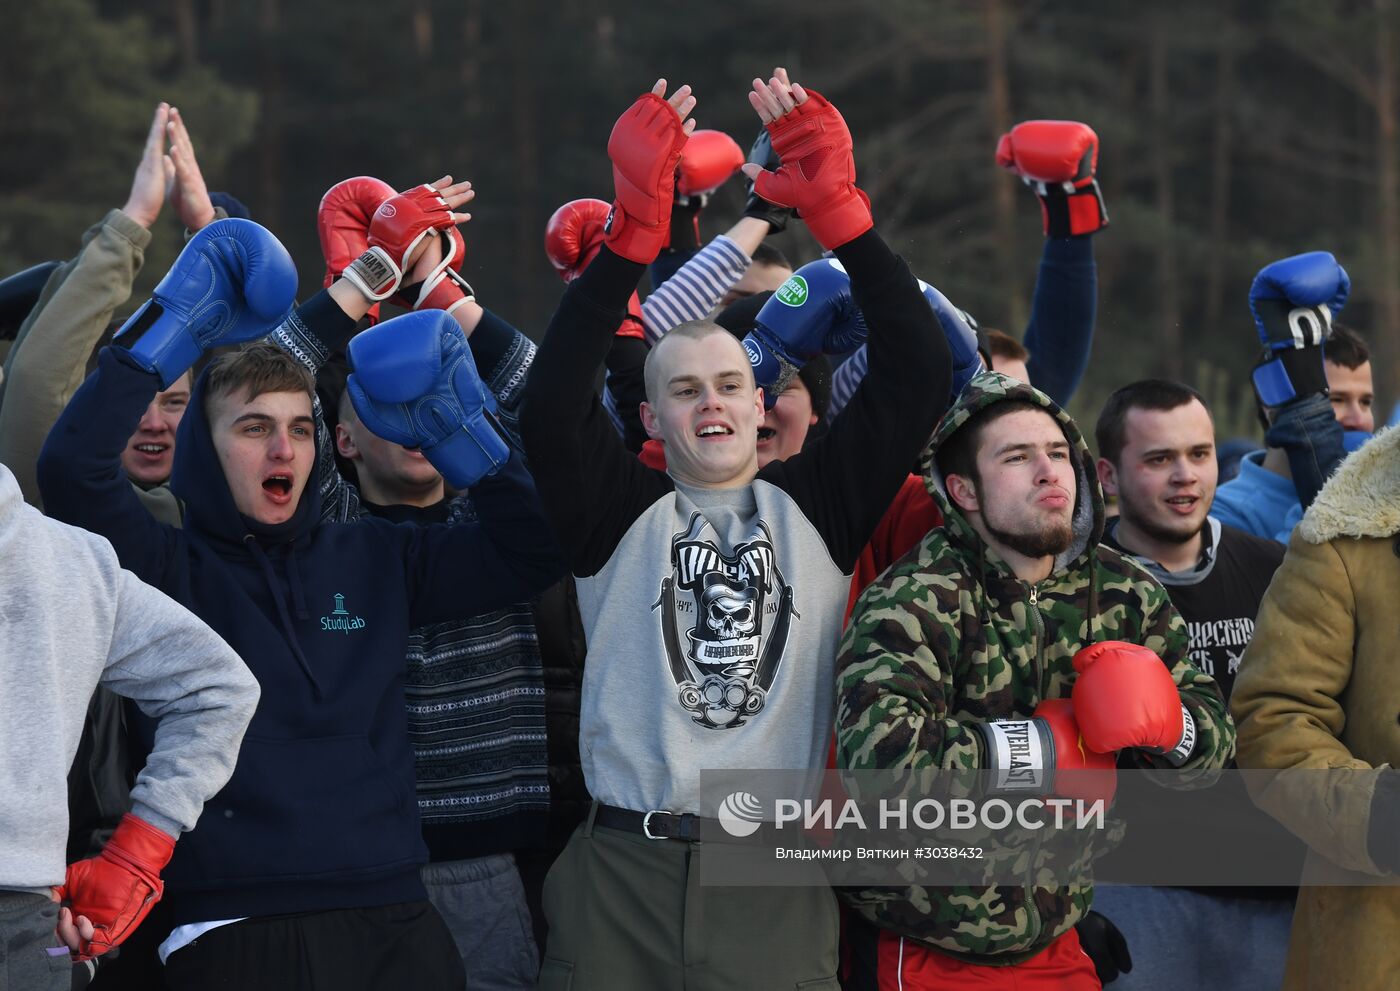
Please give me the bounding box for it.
[3,0,1396,438]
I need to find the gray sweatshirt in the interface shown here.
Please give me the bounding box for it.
[0,463,259,890]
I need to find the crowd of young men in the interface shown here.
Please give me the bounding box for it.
[0,66,1395,991]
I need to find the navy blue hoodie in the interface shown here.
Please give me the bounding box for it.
[39,344,564,924]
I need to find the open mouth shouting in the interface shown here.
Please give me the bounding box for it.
[262,472,295,504]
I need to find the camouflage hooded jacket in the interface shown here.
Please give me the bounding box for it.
[835,372,1234,965]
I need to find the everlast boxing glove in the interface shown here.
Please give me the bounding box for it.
[347,310,508,488]
[1249,251,1350,408]
[975,698,1118,805]
[1072,641,1197,766]
[996,120,1109,238]
[113,218,297,388]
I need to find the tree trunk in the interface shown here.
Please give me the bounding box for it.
[173,0,198,70]
[1150,17,1182,378]
[509,4,539,329]
[256,0,282,233]
[1374,0,1400,402]
[984,0,1023,333]
[412,1,433,59]
[456,0,482,182]
[1204,6,1236,331]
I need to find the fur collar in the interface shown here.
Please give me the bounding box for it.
[1298,425,1400,543]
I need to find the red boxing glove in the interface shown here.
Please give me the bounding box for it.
[751,89,873,250]
[318,176,396,322]
[1035,698,1118,805]
[605,92,690,264]
[545,198,611,282]
[1072,641,1196,765]
[318,176,395,287]
[545,198,643,338]
[677,129,744,198]
[978,700,1117,805]
[56,814,175,959]
[996,120,1109,238]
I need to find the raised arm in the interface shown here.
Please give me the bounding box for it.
[996,120,1107,406]
[520,80,694,574]
[740,69,949,569]
[38,219,298,582]
[0,104,170,504]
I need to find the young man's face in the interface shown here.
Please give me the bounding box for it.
[640,332,764,489]
[756,376,818,468]
[209,388,315,525]
[949,408,1076,560]
[1326,360,1375,432]
[121,372,191,486]
[1098,400,1217,546]
[335,401,443,507]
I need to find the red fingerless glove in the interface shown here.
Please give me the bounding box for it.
[369,183,457,270]
[605,93,690,264]
[751,90,873,250]
[394,227,476,315]
[56,814,175,959]
[337,183,459,305]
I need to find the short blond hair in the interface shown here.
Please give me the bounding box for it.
[643,321,753,404]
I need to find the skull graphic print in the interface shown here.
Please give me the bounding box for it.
[654,513,796,729]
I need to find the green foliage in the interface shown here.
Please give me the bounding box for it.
[0,0,1395,412]
[0,0,255,301]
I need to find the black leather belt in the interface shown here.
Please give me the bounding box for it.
[594,803,767,845]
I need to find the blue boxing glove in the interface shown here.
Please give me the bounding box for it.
[1249,251,1349,408]
[742,258,868,408]
[346,310,509,489]
[920,280,985,402]
[112,219,297,389]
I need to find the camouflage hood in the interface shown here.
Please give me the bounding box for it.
[918,371,1104,574]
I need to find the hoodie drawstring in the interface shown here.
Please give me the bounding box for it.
[1087,554,1100,643]
[244,535,324,699]
[285,546,310,621]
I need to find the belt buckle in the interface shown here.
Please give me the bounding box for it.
[642,810,671,840]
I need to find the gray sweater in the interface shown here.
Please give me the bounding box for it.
[0,463,258,890]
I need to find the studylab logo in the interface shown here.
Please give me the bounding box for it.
[320,592,366,634]
[718,791,766,837]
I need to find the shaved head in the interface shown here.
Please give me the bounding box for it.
[644,321,754,405]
